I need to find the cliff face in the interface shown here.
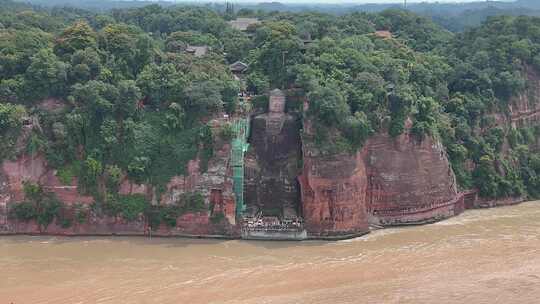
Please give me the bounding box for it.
[0,168,10,232]
[0,119,237,236]
[1,155,94,205]
[299,120,463,236]
[152,135,238,236]
[364,131,463,226]
[299,148,370,237]
[1,115,465,238]
[510,66,540,131]
[464,66,540,208]
[244,112,302,217]
[4,77,538,238]
[486,65,540,152]
[508,66,540,155]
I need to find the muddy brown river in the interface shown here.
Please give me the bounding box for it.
[1,201,540,304]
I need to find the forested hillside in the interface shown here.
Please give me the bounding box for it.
[1,0,540,226]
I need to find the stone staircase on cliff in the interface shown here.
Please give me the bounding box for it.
[231,117,250,217]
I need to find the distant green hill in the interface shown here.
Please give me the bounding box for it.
[515,0,540,10]
[9,0,540,32]
[10,0,176,11]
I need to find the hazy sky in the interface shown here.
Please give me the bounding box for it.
[177,0,514,3]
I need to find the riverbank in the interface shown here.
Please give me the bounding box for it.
[0,196,532,241]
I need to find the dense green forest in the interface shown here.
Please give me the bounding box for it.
[1,0,540,225]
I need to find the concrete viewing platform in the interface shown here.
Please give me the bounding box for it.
[240,215,307,240]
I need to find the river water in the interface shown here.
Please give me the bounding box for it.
[1,201,540,304]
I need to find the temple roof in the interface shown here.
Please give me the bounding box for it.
[230,61,249,73]
[228,18,260,31]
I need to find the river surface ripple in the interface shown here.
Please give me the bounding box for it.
[1,201,540,304]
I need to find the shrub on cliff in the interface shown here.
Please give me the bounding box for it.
[36,198,62,229]
[341,112,374,151]
[104,165,122,192]
[103,194,149,222]
[0,102,26,161]
[0,102,26,130]
[56,162,80,185]
[143,191,207,230]
[8,201,36,222]
[118,194,148,222]
[411,97,440,139]
[79,156,103,196]
[219,123,235,141]
[144,204,182,230]
[179,191,206,213]
[9,183,65,230]
[73,203,89,224]
[210,211,226,225]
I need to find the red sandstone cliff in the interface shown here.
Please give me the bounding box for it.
[1,155,94,205]
[364,130,463,226]
[298,116,368,237]
[299,149,370,237]
[0,118,237,237]
[3,74,540,238]
[510,65,540,131]
[483,65,540,150]
[299,119,463,235]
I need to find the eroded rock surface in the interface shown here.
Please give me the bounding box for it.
[299,120,463,236]
[364,131,463,226]
[299,149,370,237]
[1,154,93,205]
[510,66,540,130]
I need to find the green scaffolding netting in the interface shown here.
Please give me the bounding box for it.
[231,118,250,216]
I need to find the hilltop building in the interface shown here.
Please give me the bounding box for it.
[228,18,260,31]
[374,30,393,39]
[185,45,209,57]
[230,61,249,81]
